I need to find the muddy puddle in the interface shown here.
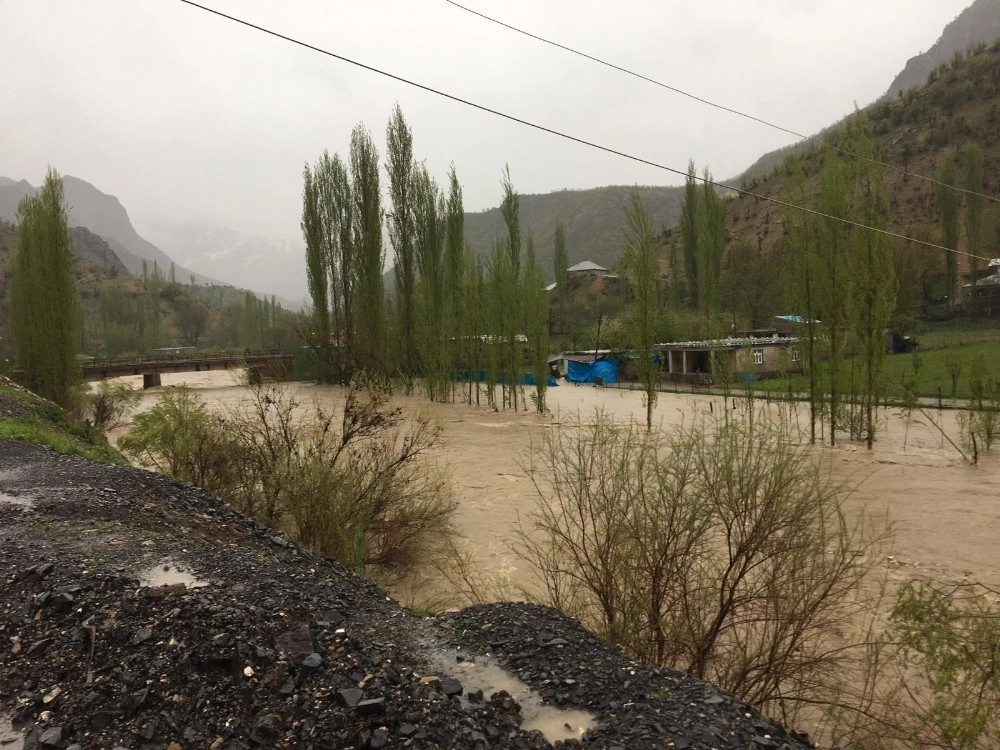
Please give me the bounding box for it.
[140,560,209,589]
[425,649,595,742]
[0,717,23,750]
[0,492,34,509]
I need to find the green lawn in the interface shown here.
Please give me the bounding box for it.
[743,320,1000,403]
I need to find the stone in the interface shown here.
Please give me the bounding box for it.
[273,623,313,657]
[39,727,63,747]
[356,698,385,717]
[337,688,364,708]
[440,677,463,697]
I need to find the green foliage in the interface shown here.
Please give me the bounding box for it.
[10,169,81,407]
[0,377,123,463]
[891,581,1000,749]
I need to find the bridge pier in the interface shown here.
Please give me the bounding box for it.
[142,372,162,389]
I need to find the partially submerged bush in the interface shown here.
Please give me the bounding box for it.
[118,377,456,581]
[85,379,141,432]
[518,404,887,719]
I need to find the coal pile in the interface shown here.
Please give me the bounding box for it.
[0,438,813,749]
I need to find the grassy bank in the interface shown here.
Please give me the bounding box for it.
[0,377,125,463]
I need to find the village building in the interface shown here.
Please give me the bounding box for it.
[656,335,802,383]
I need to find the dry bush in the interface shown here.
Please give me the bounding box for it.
[118,376,456,582]
[517,404,890,727]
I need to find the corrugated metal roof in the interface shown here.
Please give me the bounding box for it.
[657,337,799,349]
[566,260,608,273]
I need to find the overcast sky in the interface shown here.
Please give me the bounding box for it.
[1,0,972,242]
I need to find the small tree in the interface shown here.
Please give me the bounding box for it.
[10,168,80,407]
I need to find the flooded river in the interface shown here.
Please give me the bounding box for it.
[108,371,1000,601]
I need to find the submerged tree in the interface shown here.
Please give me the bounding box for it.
[10,168,80,406]
[622,188,661,430]
[386,105,418,381]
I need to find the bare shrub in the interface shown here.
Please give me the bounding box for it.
[118,376,456,582]
[517,405,888,722]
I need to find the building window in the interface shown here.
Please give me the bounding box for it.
[752,348,764,366]
[791,348,801,363]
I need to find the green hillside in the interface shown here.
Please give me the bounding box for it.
[463,185,683,280]
[658,39,1000,334]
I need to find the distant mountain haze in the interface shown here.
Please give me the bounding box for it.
[142,218,308,306]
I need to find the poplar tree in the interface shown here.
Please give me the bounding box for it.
[680,161,700,309]
[413,165,447,400]
[552,220,568,330]
[498,167,523,410]
[622,188,661,430]
[443,165,466,402]
[386,105,417,380]
[523,234,549,413]
[787,158,822,444]
[963,143,984,317]
[845,115,896,450]
[935,152,960,308]
[10,168,80,407]
[350,123,387,374]
[301,161,332,380]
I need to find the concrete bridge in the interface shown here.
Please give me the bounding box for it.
[82,350,293,388]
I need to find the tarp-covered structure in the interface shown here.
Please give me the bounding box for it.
[566,358,620,384]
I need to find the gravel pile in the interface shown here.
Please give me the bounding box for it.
[0,437,813,749]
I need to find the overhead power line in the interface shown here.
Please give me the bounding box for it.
[444,0,999,205]
[175,0,991,263]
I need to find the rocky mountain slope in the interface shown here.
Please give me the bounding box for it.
[733,0,1000,186]
[0,435,813,749]
[885,0,1000,99]
[0,177,218,286]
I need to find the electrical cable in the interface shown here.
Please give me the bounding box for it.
[444,0,999,205]
[175,0,991,262]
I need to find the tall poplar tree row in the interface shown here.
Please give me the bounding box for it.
[10,168,80,407]
[679,161,725,319]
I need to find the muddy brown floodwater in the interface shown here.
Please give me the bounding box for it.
[107,372,1000,603]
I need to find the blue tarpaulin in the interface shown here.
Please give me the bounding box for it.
[566,358,619,384]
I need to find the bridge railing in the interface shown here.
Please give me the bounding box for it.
[82,350,290,369]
